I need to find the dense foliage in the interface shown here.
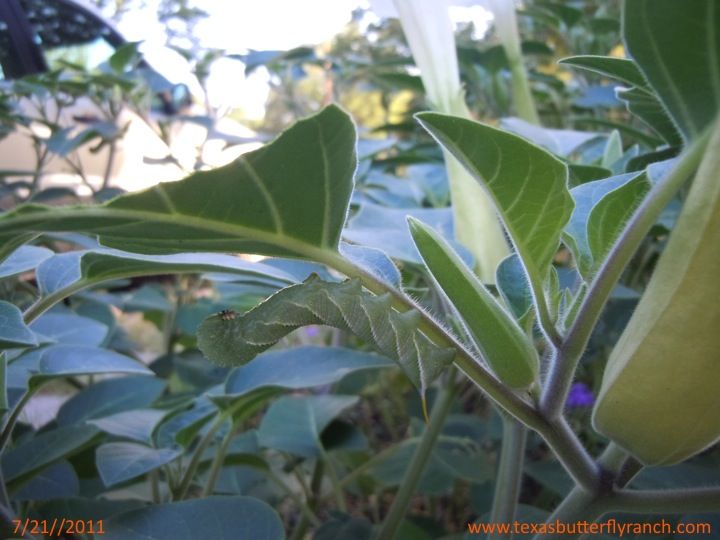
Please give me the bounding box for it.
[0,1,718,539]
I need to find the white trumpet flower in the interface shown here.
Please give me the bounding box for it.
[371,0,511,282]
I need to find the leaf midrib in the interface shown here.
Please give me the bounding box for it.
[1,206,336,261]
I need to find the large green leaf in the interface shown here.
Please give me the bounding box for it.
[104,496,284,540]
[415,113,573,285]
[257,394,358,457]
[408,218,537,388]
[197,276,455,400]
[624,0,720,142]
[96,442,182,487]
[559,56,649,90]
[615,87,681,147]
[560,55,681,146]
[0,105,356,261]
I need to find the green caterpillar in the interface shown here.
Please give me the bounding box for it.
[197,275,455,404]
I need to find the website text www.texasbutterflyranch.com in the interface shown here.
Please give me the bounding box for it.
[467,518,712,537]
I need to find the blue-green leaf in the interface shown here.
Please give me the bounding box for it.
[2,425,99,484]
[104,496,284,540]
[89,409,168,444]
[57,376,166,426]
[257,395,358,457]
[0,301,37,349]
[30,313,108,346]
[408,218,538,388]
[563,172,649,278]
[36,249,297,298]
[221,346,391,398]
[0,245,53,280]
[495,255,533,320]
[96,442,182,487]
[11,460,79,501]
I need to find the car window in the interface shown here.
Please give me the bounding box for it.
[20,0,120,72]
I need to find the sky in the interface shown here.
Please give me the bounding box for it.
[113,0,369,118]
[112,0,491,119]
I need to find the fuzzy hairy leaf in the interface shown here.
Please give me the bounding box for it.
[408,218,538,388]
[563,171,649,279]
[624,0,720,142]
[415,113,574,284]
[197,276,455,399]
[561,55,681,146]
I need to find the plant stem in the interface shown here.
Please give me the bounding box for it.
[266,469,321,528]
[289,460,324,540]
[509,58,540,125]
[540,126,712,418]
[324,252,599,492]
[0,391,31,454]
[532,486,608,540]
[535,416,600,493]
[606,487,720,514]
[173,415,227,500]
[201,423,237,497]
[149,470,161,504]
[318,446,346,512]
[489,414,527,537]
[324,252,539,427]
[376,369,458,540]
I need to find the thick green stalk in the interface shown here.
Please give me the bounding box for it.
[486,0,540,124]
[540,125,712,418]
[488,414,528,537]
[376,370,458,540]
[509,59,540,125]
[531,486,608,540]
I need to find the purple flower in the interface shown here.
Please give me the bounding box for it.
[304,325,320,338]
[566,382,595,408]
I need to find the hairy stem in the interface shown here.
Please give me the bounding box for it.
[489,414,528,536]
[376,370,458,540]
[540,126,712,418]
[606,487,720,514]
[532,486,608,540]
[323,252,599,492]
